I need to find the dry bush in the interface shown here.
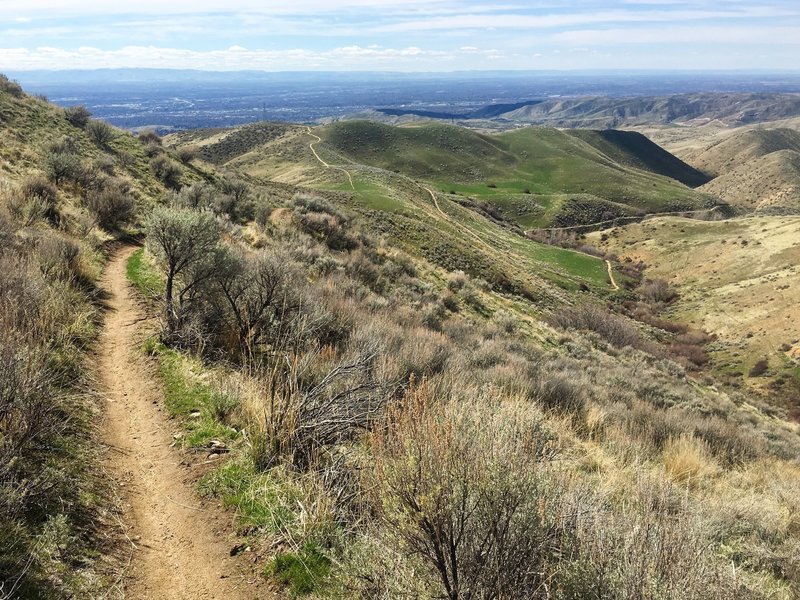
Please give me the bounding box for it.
[86,179,135,230]
[560,476,747,600]
[549,303,655,352]
[0,74,23,97]
[536,372,588,418]
[63,105,91,128]
[35,233,81,283]
[213,246,302,356]
[138,130,162,145]
[446,270,468,291]
[149,155,183,189]
[663,434,719,486]
[640,278,678,304]
[85,119,115,147]
[176,146,199,164]
[369,382,562,600]
[244,346,386,472]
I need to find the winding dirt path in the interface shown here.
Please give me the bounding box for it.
[306,127,355,190]
[97,246,258,600]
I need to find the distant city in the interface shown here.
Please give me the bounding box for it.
[9,69,800,130]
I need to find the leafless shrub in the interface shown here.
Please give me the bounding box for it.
[247,346,386,472]
[549,303,654,352]
[640,278,678,304]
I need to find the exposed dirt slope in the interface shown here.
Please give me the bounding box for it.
[97,246,263,600]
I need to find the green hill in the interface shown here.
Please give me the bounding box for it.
[319,121,716,228]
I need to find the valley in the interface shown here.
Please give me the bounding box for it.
[2,71,800,600]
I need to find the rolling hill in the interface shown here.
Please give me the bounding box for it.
[317,121,716,227]
[680,128,800,177]
[671,128,800,213]
[699,149,800,213]
[500,92,800,128]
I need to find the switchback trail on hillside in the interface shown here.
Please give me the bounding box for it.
[306,127,355,190]
[96,246,260,600]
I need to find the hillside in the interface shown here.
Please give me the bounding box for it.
[680,128,800,177]
[6,76,800,600]
[698,149,800,213]
[314,121,715,228]
[501,92,800,128]
[588,215,800,397]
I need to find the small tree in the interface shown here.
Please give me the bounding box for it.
[144,206,219,339]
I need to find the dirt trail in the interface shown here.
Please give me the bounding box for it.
[606,259,620,291]
[306,127,355,190]
[97,246,257,600]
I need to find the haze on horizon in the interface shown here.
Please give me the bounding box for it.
[1,0,799,72]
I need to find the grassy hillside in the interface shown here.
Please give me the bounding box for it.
[315,121,715,228]
[566,129,710,187]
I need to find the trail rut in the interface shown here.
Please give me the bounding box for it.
[97,245,258,600]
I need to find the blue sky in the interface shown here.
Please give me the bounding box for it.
[1,0,798,71]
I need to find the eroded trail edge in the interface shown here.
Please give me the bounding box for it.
[97,245,253,600]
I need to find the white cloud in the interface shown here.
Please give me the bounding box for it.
[0,44,453,70]
[553,25,800,45]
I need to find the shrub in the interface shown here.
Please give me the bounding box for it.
[549,303,652,351]
[640,278,678,304]
[63,105,91,128]
[0,74,23,97]
[370,383,561,600]
[748,358,769,377]
[86,179,135,230]
[138,130,162,145]
[144,205,220,339]
[44,150,81,186]
[85,119,116,147]
[20,176,59,223]
[35,233,81,282]
[536,372,587,417]
[150,155,183,189]
[176,146,199,164]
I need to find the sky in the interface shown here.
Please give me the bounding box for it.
[1,0,799,72]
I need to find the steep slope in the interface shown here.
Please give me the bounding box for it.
[566,129,710,187]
